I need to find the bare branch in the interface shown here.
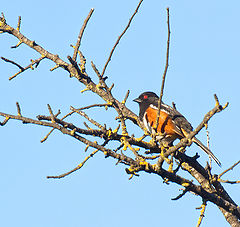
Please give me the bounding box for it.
[16,16,21,31]
[101,0,144,76]
[70,106,106,130]
[16,102,22,116]
[47,149,99,179]
[122,90,130,104]
[196,200,207,227]
[218,179,240,184]
[155,8,171,132]
[0,100,238,219]
[219,160,240,178]
[11,16,22,48]
[91,61,103,79]
[171,188,189,200]
[0,116,10,126]
[41,110,73,143]
[2,56,46,80]
[47,104,56,123]
[0,19,69,69]
[77,103,112,111]
[72,9,94,61]
[1,57,24,70]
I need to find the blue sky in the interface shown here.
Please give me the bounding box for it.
[0,1,239,226]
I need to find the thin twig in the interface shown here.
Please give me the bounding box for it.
[77,103,112,111]
[3,56,46,80]
[1,57,24,70]
[101,0,144,76]
[70,106,106,130]
[0,116,10,126]
[218,179,240,184]
[41,110,74,143]
[40,129,55,143]
[83,122,91,130]
[16,102,22,116]
[11,16,22,48]
[40,104,111,143]
[72,9,94,62]
[109,83,114,91]
[171,188,189,200]
[219,160,240,178]
[47,104,55,123]
[144,154,160,160]
[122,90,130,104]
[155,8,171,131]
[11,40,23,49]
[17,16,21,31]
[196,200,207,227]
[91,61,102,79]
[47,149,99,179]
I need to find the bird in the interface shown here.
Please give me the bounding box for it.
[133,91,221,166]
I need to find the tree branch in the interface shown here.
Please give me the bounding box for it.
[155,8,170,132]
[72,9,94,61]
[101,0,144,76]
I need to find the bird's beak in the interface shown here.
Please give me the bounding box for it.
[133,97,141,103]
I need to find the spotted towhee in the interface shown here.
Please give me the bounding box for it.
[134,91,221,166]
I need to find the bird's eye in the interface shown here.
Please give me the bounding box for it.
[143,95,148,99]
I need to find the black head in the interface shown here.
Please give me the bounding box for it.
[133,91,159,104]
[133,92,159,119]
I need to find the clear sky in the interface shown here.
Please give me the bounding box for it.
[0,0,239,227]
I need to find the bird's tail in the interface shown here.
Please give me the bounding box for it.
[192,137,221,167]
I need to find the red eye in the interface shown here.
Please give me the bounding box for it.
[143,95,148,99]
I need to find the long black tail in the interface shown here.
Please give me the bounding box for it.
[192,137,221,167]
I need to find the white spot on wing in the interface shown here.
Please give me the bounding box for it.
[150,104,158,110]
[150,104,170,114]
[143,112,152,133]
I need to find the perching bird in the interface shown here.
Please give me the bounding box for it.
[133,91,221,166]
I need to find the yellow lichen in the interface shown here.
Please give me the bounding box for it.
[139,160,148,166]
[70,128,77,135]
[112,125,120,134]
[14,41,22,48]
[168,162,173,173]
[78,163,83,168]
[96,83,103,90]
[50,64,60,72]
[182,182,190,187]
[29,40,35,47]
[222,102,229,110]
[0,17,6,27]
[80,87,90,93]
[123,144,128,151]
[182,162,191,171]
[128,174,134,180]
[160,148,170,164]
[106,129,112,137]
